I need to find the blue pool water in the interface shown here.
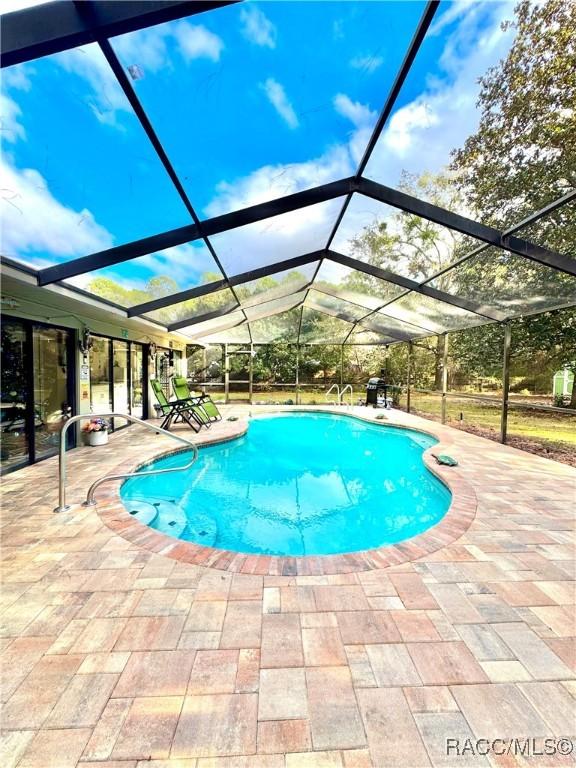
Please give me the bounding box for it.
[120,413,451,556]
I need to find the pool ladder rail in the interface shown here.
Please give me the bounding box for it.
[325,384,354,408]
[54,412,199,513]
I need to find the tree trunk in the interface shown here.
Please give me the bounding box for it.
[434,335,446,390]
[569,371,576,409]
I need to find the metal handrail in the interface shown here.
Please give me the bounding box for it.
[340,384,353,408]
[325,383,340,405]
[54,413,199,513]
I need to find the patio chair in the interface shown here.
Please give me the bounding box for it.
[171,376,222,422]
[150,379,209,432]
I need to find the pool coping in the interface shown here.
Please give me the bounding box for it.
[94,408,478,575]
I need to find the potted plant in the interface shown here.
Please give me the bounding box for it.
[82,418,110,446]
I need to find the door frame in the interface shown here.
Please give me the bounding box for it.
[91,333,150,428]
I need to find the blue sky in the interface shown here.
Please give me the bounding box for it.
[1,0,517,296]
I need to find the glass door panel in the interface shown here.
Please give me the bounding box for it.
[112,340,130,428]
[130,344,144,419]
[33,326,72,461]
[1,320,30,472]
[90,337,112,412]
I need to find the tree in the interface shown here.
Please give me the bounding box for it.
[86,277,149,306]
[345,172,471,387]
[451,0,576,404]
[451,0,576,227]
[340,2,576,405]
[253,343,297,384]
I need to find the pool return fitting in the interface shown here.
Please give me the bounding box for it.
[54,412,199,513]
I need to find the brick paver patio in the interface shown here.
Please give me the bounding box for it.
[1,406,574,767]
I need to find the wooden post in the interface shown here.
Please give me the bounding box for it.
[441,333,449,424]
[500,323,511,443]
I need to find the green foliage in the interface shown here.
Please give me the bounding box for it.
[253,343,296,383]
[451,0,576,226]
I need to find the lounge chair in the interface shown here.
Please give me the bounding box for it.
[171,376,222,422]
[150,379,210,432]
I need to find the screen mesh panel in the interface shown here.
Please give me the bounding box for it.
[314,260,405,310]
[236,262,319,308]
[209,200,342,276]
[1,45,191,270]
[426,248,576,318]
[332,193,480,282]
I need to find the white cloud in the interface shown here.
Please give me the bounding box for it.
[350,54,384,74]
[2,65,32,91]
[56,44,130,128]
[0,92,26,143]
[383,101,441,156]
[203,146,353,275]
[210,197,342,276]
[0,160,113,266]
[260,78,299,129]
[35,23,223,131]
[428,0,478,37]
[114,26,172,75]
[363,1,517,189]
[333,93,376,128]
[205,145,352,216]
[140,243,222,285]
[202,0,518,287]
[173,22,224,62]
[240,5,277,48]
[1,66,32,142]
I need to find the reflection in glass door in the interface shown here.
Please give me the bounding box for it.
[90,337,112,412]
[1,320,30,472]
[112,340,129,428]
[130,344,145,418]
[33,327,73,461]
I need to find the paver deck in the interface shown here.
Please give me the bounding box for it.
[1,405,574,767]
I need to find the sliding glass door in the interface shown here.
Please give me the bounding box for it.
[33,327,74,461]
[90,335,146,427]
[1,320,30,472]
[1,318,75,474]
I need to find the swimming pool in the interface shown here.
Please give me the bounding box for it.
[120,412,451,556]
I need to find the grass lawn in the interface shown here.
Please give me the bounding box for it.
[409,392,576,451]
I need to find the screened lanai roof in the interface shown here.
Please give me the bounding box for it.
[1,0,575,345]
